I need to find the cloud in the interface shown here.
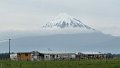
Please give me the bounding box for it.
[0,0,120,36]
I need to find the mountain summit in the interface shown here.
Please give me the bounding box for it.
[43,13,95,31]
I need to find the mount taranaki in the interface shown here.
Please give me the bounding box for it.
[1,13,120,53]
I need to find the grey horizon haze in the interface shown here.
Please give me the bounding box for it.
[0,0,120,36]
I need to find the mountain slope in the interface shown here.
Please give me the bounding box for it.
[0,32,120,53]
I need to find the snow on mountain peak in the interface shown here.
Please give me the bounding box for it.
[42,13,96,34]
[43,13,94,30]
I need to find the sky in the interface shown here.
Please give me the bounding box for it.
[0,0,120,36]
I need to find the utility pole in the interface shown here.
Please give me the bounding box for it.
[9,39,11,59]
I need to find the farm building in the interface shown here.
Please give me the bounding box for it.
[31,51,44,61]
[17,51,44,61]
[0,51,112,61]
[76,52,113,60]
[20,51,76,61]
[17,52,31,61]
[44,52,76,60]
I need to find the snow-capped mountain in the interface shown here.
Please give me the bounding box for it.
[43,13,95,32]
[0,13,120,54]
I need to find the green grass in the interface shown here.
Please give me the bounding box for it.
[0,59,120,68]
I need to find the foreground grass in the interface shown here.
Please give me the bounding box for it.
[0,59,120,68]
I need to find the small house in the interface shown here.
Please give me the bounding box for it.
[17,52,31,61]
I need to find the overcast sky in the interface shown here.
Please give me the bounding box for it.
[0,0,120,36]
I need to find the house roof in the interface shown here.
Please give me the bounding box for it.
[40,51,76,55]
[17,52,31,54]
[79,52,104,55]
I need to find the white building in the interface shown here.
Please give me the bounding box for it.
[43,52,76,60]
[10,53,17,60]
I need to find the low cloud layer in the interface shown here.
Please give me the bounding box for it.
[0,0,120,37]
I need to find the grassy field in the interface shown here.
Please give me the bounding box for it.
[0,59,120,68]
